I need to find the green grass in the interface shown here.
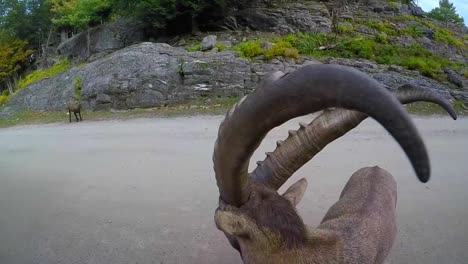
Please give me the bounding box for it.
[434,28,464,47]
[232,39,299,60]
[400,25,425,38]
[283,33,453,80]
[360,20,398,36]
[215,43,228,52]
[336,23,354,34]
[0,97,241,129]
[18,60,71,89]
[0,95,9,106]
[229,32,453,80]
[186,43,201,52]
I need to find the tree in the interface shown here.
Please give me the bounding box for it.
[49,0,112,59]
[111,0,226,35]
[0,32,34,94]
[428,0,464,27]
[48,0,112,30]
[0,0,53,51]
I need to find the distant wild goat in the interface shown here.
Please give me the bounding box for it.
[212,64,457,264]
[67,97,82,123]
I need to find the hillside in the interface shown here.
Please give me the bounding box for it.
[1,0,467,119]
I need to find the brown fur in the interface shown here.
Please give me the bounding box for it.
[67,99,82,123]
[215,166,396,264]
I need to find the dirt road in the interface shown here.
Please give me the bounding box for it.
[1,115,467,264]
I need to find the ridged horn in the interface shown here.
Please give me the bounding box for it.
[250,84,457,190]
[213,64,430,206]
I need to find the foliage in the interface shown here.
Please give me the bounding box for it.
[115,0,226,33]
[0,34,33,85]
[74,77,82,99]
[266,39,299,59]
[18,60,71,89]
[336,23,354,34]
[434,28,464,47]
[186,43,201,52]
[49,0,112,30]
[0,0,53,49]
[288,33,331,57]
[0,95,9,106]
[232,39,299,60]
[375,33,388,44]
[464,71,468,78]
[215,43,227,52]
[427,0,464,27]
[400,25,424,37]
[233,40,264,58]
[360,20,398,36]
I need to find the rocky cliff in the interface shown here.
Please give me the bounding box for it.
[1,0,467,117]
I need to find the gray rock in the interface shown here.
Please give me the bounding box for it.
[445,69,464,88]
[451,90,468,102]
[373,6,384,13]
[57,19,145,62]
[1,43,257,116]
[236,2,331,34]
[409,4,426,17]
[200,35,217,51]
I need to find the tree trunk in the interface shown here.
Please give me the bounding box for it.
[41,26,54,69]
[87,26,91,59]
[191,16,200,35]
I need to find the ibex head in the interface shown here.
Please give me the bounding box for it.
[212,64,457,263]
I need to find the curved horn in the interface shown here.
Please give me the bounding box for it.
[213,64,430,206]
[251,84,457,190]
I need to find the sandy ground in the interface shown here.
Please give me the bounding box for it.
[0,114,467,264]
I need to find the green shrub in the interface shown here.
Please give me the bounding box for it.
[401,25,424,37]
[337,23,354,34]
[18,60,71,89]
[186,43,201,52]
[375,33,389,44]
[0,95,9,106]
[434,28,464,47]
[387,1,401,9]
[1,89,9,96]
[361,20,398,36]
[292,33,331,57]
[233,40,264,58]
[74,77,82,100]
[463,71,468,78]
[215,43,228,52]
[266,39,299,59]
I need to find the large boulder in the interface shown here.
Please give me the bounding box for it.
[57,19,146,62]
[236,2,331,34]
[1,43,257,114]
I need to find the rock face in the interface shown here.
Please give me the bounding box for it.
[1,43,257,115]
[1,42,463,118]
[235,2,331,34]
[57,19,146,62]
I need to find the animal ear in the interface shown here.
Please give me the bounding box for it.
[215,210,253,237]
[282,178,308,207]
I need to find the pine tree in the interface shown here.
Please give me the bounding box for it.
[428,0,464,27]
